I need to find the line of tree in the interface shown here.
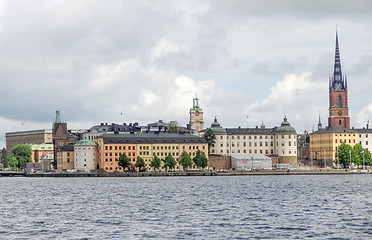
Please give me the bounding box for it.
[336,143,372,168]
[148,150,209,172]
[1,145,32,170]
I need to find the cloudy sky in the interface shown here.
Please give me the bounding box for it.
[1,0,372,148]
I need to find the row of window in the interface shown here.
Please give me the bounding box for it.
[335,134,356,137]
[105,152,136,157]
[220,135,294,140]
[219,141,296,148]
[214,149,296,155]
[104,145,205,151]
[335,139,356,144]
[105,145,135,151]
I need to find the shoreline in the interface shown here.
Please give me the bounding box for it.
[1,169,371,177]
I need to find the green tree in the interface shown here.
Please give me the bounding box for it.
[363,149,372,166]
[179,151,193,171]
[1,147,8,168]
[7,155,18,170]
[336,142,353,168]
[118,153,131,171]
[353,144,364,167]
[165,154,177,171]
[150,155,161,171]
[11,144,32,169]
[167,125,178,133]
[193,150,208,169]
[135,156,146,171]
[203,128,216,155]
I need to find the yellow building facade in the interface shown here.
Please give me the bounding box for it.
[310,127,358,166]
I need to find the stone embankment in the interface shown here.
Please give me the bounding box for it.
[1,169,370,177]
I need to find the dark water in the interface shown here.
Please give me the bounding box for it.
[0,175,371,239]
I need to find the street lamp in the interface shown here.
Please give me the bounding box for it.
[251,156,254,171]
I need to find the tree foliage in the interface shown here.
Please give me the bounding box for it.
[1,148,8,168]
[7,155,18,170]
[135,156,146,171]
[193,150,208,169]
[179,151,193,171]
[203,128,216,155]
[167,125,178,133]
[165,154,177,170]
[336,142,372,168]
[150,155,161,171]
[118,153,131,171]
[11,144,32,169]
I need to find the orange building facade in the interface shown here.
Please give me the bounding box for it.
[95,133,208,172]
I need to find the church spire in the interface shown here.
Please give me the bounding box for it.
[331,29,345,90]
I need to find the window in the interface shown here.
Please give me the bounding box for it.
[260,136,262,139]
[367,141,369,145]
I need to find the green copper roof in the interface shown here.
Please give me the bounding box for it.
[31,143,54,151]
[209,117,227,134]
[55,110,61,123]
[275,117,296,135]
[75,140,98,146]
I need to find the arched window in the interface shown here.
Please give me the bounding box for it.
[337,95,343,108]
[339,120,342,125]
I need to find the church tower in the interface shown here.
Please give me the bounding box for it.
[328,31,350,129]
[189,95,204,132]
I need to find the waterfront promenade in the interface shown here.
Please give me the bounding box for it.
[0,169,370,177]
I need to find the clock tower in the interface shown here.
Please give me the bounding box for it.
[189,95,204,132]
[328,31,350,129]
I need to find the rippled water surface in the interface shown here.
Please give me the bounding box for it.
[1,175,371,239]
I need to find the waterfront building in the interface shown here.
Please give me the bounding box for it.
[189,95,204,132]
[95,133,208,172]
[57,145,75,170]
[353,124,372,153]
[31,143,53,163]
[80,122,141,141]
[40,152,53,171]
[52,110,78,170]
[230,153,272,170]
[310,127,358,166]
[74,140,98,171]
[6,129,52,152]
[310,31,357,167]
[208,117,297,167]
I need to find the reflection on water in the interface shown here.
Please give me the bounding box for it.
[0,175,371,239]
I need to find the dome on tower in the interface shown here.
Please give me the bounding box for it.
[209,117,226,135]
[275,116,296,135]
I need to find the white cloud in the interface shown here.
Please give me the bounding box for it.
[246,72,328,131]
[356,103,372,128]
[151,38,185,60]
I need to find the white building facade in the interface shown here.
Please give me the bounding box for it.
[74,140,98,171]
[209,117,297,167]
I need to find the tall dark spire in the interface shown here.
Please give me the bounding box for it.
[331,29,345,90]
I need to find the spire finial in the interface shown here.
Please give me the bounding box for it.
[332,27,344,90]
